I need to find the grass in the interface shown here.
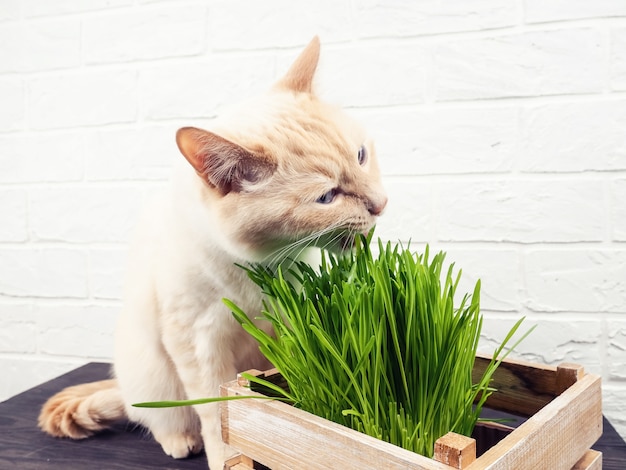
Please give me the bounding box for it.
[225,235,532,457]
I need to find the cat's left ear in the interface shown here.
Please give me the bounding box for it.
[176,127,275,195]
[274,36,320,94]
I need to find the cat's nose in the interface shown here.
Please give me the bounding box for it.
[368,196,388,216]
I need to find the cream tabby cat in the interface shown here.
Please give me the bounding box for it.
[38,37,387,470]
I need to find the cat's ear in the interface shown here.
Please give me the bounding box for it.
[275,36,320,94]
[176,127,275,194]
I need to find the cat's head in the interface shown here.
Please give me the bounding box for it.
[176,37,387,261]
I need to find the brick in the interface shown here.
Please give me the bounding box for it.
[0,248,88,298]
[602,386,626,438]
[0,357,83,401]
[608,320,626,380]
[28,71,136,129]
[611,28,626,90]
[375,176,433,243]
[84,126,181,181]
[209,0,351,50]
[355,0,517,38]
[521,100,626,172]
[21,0,132,17]
[0,304,37,353]
[442,248,521,312]
[90,248,128,300]
[0,79,24,131]
[525,0,626,23]
[434,29,604,100]
[84,5,206,64]
[29,187,143,243]
[357,106,518,176]
[525,249,626,313]
[313,43,428,108]
[0,132,84,183]
[611,179,626,241]
[0,190,27,242]
[436,179,605,243]
[36,304,116,358]
[0,19,80,73]
[139,56,275,120]
[478,315,602,373]
[0,0,20,22]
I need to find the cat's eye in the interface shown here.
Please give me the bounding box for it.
[357,145,368,166]
[316,189,337,204]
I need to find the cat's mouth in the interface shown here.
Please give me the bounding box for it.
[339,228,373,251]
[340,234,354,251]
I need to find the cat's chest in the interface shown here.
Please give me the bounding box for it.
[156,250,262,327]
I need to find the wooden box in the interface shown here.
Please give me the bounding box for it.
[220,354,602,470]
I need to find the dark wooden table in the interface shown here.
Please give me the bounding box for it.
[1,362,625,469]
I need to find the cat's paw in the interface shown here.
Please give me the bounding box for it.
[207,442,238,470]
[158,432,204,459]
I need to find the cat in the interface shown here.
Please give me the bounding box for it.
[38,36,388,470]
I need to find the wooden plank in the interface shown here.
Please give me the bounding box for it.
[224,454,255,470]
[472,354,559,416]
[572,449,602,470]
[466,373,602,470]
[220,379,455,470]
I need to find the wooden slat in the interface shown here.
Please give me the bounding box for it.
[224,454,255,470]
[572,450,602,470]
[220,379,455,470]
[472,354,560,416]
[466,373,602,470]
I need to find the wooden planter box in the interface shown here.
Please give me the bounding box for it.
[220,354,602,470]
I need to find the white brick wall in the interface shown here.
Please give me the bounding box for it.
[1,0,625,439]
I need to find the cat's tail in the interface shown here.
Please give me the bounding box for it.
[38,379,127,439]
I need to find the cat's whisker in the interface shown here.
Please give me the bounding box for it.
[261,222,349,269]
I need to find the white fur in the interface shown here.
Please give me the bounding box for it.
[114,162,274,467]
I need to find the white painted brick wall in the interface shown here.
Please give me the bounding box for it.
[0,19,81,73]
[82,5,207,64]
[1,0,625,439]
[29,187,143,243]
[0,79,24,131]
[433,29,605,100]
[28,71,137,129]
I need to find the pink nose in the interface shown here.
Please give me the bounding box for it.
[368,196,388,216]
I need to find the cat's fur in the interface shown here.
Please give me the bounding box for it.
[38,37,387,470]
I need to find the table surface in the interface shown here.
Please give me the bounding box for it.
[1,362,625,470]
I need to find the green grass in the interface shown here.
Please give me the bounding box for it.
[225,235,532,458]
[134,235,531,458]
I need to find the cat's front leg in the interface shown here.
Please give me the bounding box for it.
[179,372,237,469]
[161,319,239,469]
[115,311,204,459]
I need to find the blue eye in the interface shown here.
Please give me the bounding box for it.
[316,189,337,204]
[358,145,367,165]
